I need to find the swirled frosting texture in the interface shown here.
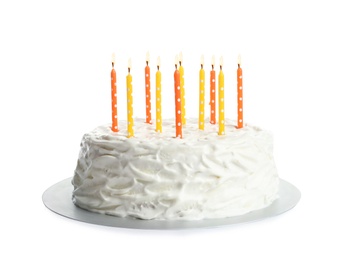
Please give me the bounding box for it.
[72,118,279,220]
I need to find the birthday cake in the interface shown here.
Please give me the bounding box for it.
[72,118,279,220]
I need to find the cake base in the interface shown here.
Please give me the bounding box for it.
[43,177,300,230]
[72,119,280,220]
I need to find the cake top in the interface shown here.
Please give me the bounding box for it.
[85,118,270,148]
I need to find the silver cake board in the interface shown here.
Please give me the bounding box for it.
[42,177,301,230]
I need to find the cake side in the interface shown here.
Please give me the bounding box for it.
[72,118,279,220]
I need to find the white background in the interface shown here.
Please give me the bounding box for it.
[1,0,343,259]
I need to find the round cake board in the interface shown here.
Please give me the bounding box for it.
[42,178,300,230]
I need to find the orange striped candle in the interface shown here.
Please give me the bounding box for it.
[145,52,152,124]
[210,55,216,124]
[237,55,243,128]
[111,53,118,132]
[174,55,182,138]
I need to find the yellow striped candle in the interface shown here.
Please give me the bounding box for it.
[145,52,152,124]
[218,56,225,135]
[156,56,162,133]
[126,58,134,138]
[179,52,186,125]
[199,55,205,130]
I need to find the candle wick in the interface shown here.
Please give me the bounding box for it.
[128,68,131,73]
[201,64,203,69]
[212,64,214,70]
[238,64,241,68]
[179,61,182,66]
[112,62,114,68]
[175,64,178,69]
[146,61,149,66]
[220,65,222,70]
[157,65,160,71]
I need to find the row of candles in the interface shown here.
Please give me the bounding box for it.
[110,52,243,138]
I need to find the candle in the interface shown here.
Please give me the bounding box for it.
[127,58,134,137]
[199,55,205,130]
[156,56,162,133]
[210,55,216,124]
[179,52,186,125]
[111,53,119,132]
[174,55,182,138]
[145,52,152,124]
[237,55,243,128]
[218,56,225,135]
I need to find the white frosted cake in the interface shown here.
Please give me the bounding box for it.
[72,118,279,220]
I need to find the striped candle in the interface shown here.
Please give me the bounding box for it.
[174,55,182,138]
[111,53,118,132]
[126,59,134,137]
[218,56,225,135]
[237,55,243,128]
[199,55,205,130]
[145,52,152,124]
[210,55,216,124]
[179,52,186,125]
[156,56,162,133]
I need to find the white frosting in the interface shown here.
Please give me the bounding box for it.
[72,118,279,220]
